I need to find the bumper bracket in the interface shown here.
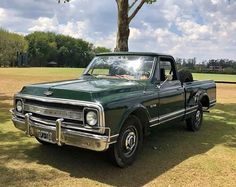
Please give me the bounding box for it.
[25,113,32,136]
[56,118,64,146]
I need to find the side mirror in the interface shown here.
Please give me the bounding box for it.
[157,74,172,89]
[166,74,172,81]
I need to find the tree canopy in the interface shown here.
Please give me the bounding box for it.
[26,32,95,67]
[0,29,111,67]
[0,28,28,67]
[26,32,111,67]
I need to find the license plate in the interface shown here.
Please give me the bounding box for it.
[38,130,53,143]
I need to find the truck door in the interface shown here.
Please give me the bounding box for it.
[151,56,185,126]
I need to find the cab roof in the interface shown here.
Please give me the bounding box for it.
[96,52,173,58]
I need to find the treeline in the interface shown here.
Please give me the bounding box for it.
[0,28,28,67]
[0,29,111,67]
[176,58,236,74]
[1,28,236,73]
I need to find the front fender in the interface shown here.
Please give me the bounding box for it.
[117,104,151,133]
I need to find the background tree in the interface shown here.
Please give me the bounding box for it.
[94,46,111,54]
[0,28,28,67]
[114,0,156,51]
[26,32,57,66]
[25,31,110,67]
[58,0,156,52]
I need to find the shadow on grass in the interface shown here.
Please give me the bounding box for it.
[0,103,236,186]
[0,94,13,124]
[0,165,59,186]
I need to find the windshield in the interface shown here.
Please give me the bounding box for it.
[83,55,155,80]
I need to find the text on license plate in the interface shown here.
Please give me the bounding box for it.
[38,130,53,143]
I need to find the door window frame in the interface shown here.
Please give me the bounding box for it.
[153,56,179,83]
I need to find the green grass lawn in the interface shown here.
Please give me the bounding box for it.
[1,68,236,82]
[0,68,83,77]
[0,68,236,186]
[193,73,236,82]
[1,102,236,186]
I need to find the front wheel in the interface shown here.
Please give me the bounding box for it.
[186,103,203,131]
[108,115,143,168]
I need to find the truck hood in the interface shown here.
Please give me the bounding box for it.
[20,77,145,103]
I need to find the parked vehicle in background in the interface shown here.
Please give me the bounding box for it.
[11,52,216,167]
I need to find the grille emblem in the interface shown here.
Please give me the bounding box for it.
[44,90,53,96]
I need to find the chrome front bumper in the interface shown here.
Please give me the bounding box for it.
[11,111,116,152]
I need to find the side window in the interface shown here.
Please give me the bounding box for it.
[159,58,177,81]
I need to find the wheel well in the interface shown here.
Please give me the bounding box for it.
[131,108,150,137]
[200,95,210,108]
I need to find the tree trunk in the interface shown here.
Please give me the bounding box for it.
[114,0,130,52]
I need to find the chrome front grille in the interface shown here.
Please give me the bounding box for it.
[24,104,83,121]
[14,94,106,134]
[21,99,85,129]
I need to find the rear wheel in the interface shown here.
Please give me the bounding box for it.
[186,103,203,131]
[109,115,143,168]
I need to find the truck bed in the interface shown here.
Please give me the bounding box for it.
[184,80,216,109]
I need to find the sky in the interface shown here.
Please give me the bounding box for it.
[0,0,236,61]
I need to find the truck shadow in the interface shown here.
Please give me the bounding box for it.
[1,103,236,186]
[0,94,13,124]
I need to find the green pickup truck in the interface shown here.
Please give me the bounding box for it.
[11,52,216,167]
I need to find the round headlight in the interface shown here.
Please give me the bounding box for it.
[86,111,97,126]
[16,100,23,112]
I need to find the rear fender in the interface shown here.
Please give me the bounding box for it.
[190,90,209,108]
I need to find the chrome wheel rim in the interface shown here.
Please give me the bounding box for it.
[122,126,138,157]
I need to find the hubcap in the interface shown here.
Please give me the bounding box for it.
[125,132,136,151]
[195,110,201,126]
[122,126,138,157]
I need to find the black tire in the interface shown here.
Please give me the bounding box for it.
[179,70,193,84]
[186,103,203,131]
[35,137,52,145]
[108,115,143,168]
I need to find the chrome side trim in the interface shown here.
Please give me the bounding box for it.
[209,100,216,107]
[210,102,216,107]
[150,113,184,127]
[149,117,158,123]
[149,106,198,127]
[185,110,196,115]
[110,134,119,138]
[210,99,216,103]
[14,94,105,134]
[109,141,117,144]
[159,109,185,121]
[186,106,198,111]
[150,109,185,123]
